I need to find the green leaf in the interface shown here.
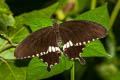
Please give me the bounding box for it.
[77,0,90,12]
[0,59,27,80]
[75,3,110,30]
[0,0,11,13]
[3,14,15,27]
[0,0,15,32]
[75,3,110,57]
[0,14,15,32]
[26,18,62,32]
[27,54,73,80]
[0,48,16,59]
[0,38,6,47]
[0,38,15,59]
[7,16,29,43]
[82,40,109,57]
[27,18,54,32]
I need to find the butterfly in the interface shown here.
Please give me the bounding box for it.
[14,20,107,71]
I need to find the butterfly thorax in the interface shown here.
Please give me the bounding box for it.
[53,21,62,47]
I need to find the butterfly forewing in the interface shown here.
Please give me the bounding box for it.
[60,20,107,44]
[15,27,50,58]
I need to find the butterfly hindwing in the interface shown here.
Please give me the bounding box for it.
[64,45,86,64]
[14,26,61,71]
[39,51,61,71]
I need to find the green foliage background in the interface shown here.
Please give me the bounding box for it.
[0,0,120,80]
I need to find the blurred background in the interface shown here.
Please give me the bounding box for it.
[0,0,120,80]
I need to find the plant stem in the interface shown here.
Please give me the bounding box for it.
[110,0,120,28]
[0,45,14,53]
[0,34,17,46]
[90,0,96,10]
[0,34,17,52]
[71,62,75,80]
[0,27,24,52]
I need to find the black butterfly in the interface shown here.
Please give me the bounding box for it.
[14,20,107,71]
